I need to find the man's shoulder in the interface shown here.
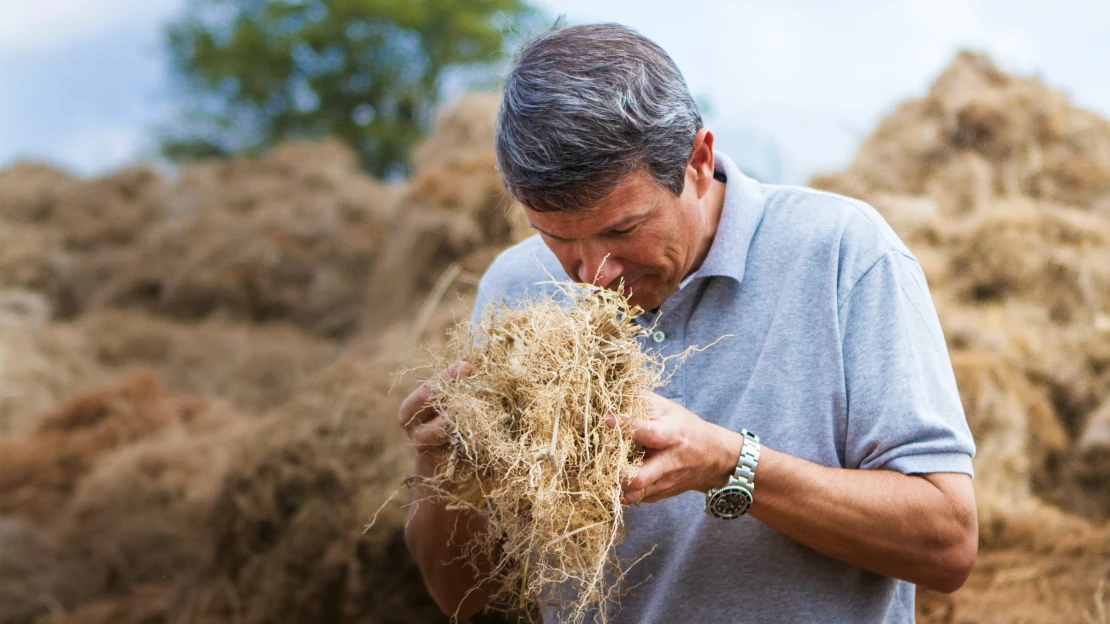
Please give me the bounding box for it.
[754,182,916,285]
[759,184,908,251]
[481,234,566,288]
[473,235,569,319]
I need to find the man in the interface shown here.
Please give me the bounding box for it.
[399,23,977,623]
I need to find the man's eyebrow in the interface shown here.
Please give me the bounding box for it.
[531,225,567,241]
[526,221,570,240]
[529,206,656,241]
[606,209,653,231]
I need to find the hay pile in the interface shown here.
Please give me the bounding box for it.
[100,140,398,337]
[1063,399,1110,520]
[0,163,166,317]
[0,371,216,519]
[0,373,251,624]
[0,290,102,438]
[812,51,1110,212]
[75,309,341,412]
[948,351,1077,546]
[0,303,338,437]
[420,282,669,622]
[0,516,70,623]
[0,92,524,624]
[175,354,449,624]
[812,51,1110,621]
[367,93,532,323]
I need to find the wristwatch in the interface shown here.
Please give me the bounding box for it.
[705,429,760,519]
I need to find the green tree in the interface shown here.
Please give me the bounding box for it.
[163,0,539,177]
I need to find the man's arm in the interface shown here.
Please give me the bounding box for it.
[745,447,976,592]
[404,475,500,618]
[399,365,500,618]
[617,393,978,593]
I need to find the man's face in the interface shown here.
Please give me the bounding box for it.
[524,166,708,312]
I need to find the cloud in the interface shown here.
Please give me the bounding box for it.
[2,0,1106,181]
[0,0,182,55]
[0,117,155,177]
[530,0,1107,183]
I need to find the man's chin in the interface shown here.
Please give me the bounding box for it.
[626,289,663,312]
[588,277,662,310]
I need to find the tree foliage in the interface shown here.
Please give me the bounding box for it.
[163,0,538,177]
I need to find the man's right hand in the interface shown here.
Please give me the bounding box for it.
[398,361,471,476]
[398,361,497,619]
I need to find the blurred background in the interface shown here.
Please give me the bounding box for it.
[5,0,1110,182]
[0,1,1108,623]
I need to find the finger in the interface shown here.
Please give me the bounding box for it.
[604,411,631,429]
[629,418,668,449]
[623,456,666,492]
[398,362,473,431]
[443,361,473,378]
[398,383,436,431]
[411,417,451,452]
[621,482,655,506]
[645,391,671,416]
[431,361,473,386]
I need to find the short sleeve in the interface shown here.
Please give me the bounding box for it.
[469,236,568,327]
[838,251,976,476]
[471,273,495,327]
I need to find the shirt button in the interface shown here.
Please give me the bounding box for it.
[652,331,666,343]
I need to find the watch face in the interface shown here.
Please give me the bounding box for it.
[710,487,753,519]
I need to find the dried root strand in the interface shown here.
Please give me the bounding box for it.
[424,281,668,623]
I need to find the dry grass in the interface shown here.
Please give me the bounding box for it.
[0,370,213,519]
[97,140,397,337]
[75,309,341,413]
[366,93,531,326]
[416,280,693,623]
[0,297,102,439]
[0,51,1109,623]
[176,353,447,624]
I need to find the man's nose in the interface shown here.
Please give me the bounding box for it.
[576,245,623,287]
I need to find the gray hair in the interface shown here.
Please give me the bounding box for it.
[496,23,703,213]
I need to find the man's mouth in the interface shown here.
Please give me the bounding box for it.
[620,277,640,298]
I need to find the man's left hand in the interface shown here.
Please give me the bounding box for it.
[613,392,742,505]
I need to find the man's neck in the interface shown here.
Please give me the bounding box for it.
[688,175,727,276]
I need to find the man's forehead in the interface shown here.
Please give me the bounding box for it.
[525,196,660,240]
[524,172,665,234]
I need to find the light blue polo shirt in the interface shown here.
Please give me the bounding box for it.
[471,152,976,623]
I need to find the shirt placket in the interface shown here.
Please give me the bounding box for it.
[643,295,688,402]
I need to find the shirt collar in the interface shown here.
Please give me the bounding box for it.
[678,151,766,289]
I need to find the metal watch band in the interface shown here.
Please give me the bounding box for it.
[704,428,761,519]
[734,429,760,491]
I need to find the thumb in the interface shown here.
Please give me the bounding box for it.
[442,361,472,380]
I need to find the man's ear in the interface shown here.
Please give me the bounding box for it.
[688,128,715,199]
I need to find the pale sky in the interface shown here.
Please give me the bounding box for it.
[1,0,1108,183]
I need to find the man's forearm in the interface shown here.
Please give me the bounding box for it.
[405,487,500,619]
[735,438,977,592]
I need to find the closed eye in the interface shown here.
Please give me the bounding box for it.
[611,224,641,236]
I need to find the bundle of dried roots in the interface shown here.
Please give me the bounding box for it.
[422,281,674,622]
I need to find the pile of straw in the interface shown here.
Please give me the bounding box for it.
[99,140,397,337]
[0,371,211,519]
[0,163,166,318]
[367,92,532,324]
[423,281,670,622]
[181,354,445,624]
[813,51,1110,526]
[76,309,341,412]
